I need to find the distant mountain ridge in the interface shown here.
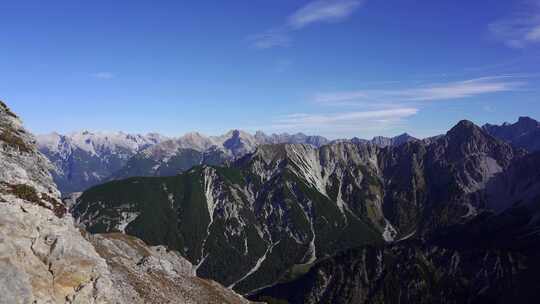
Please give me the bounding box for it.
[109,130,333,182]
[483,116,540,152]
[38,129,333,193]
[36,131,167,193]
[334,132,418,147]
[39,117,540,195]
[117,131,421,180]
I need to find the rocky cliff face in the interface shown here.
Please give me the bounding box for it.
[88,233,252,304]
[0,101,252,304]
[379,120,519,238]
[0,101,119,303]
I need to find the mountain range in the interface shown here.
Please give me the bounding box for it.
[37,129,422,194]
[70,117,540,301]
[4,98,540,303]
[37,116,540,197]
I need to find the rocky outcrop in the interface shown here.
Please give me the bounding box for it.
[89,233,252,304]
[0,196,120,303]
[0,101,120,303]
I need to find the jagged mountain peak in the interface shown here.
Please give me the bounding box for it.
[0,102,60,202]
[448,119,478,133]
[445,120,492,144]
[219,129,258,144]
[371,132,418,148]
[0,100,19,118]
[395,132,412,139]
[442,119,513,158]
[517,116,539,125]
[0,101,23,129]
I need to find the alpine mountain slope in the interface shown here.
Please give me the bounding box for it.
[71,118,540,299]
[251,126,540,304]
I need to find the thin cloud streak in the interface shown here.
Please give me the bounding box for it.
[271,108,418,136]
[489,0,540,48]
[288,0,364,29]
[250,0,364,49]
[270,75,528,137]
[314,76,525,104]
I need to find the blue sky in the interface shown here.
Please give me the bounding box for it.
[1,0,540,139]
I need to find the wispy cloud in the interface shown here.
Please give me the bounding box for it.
[267,75,528,137]
[250,0,364,49]
[489,1,540,48]
[288,0,364,29]
[314,76,525,104]
[271,108,417,137]
[90,72,115,79]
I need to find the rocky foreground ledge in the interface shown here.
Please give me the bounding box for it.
[0,101,253,304]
